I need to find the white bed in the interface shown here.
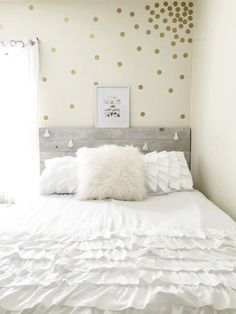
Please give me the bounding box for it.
[0,190,236,313]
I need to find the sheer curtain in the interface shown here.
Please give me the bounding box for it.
[0,39,39,203]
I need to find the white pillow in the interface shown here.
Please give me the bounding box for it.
[40,156,78,194]
[144,151,193,195]
[76,145,146,201]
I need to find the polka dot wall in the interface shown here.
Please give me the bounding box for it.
[0,0,194,127]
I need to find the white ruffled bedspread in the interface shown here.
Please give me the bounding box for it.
[0,191,236,314]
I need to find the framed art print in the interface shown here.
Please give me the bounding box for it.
[95,85,130,128]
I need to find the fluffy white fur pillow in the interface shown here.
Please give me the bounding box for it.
[76,145,146,201]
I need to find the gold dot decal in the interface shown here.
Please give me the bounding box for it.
[70,69,76,75]
[180,74,185,80]
[154,24,159,30]
[94,81,99,86]
[188,16,193,21]
[90,33,95,39]
[64,17,69,23]
[164,1,168,6]
[168,88,174,93]
[146,30,151,35]
[160,32,165,38]
[188,38,193,43]
[173,1,178,6]
[163,18,168,23]
[148,18,153,23]
[28,5,34,10]
[156,69,162,75]
[137,46,142,52]
[189,23,194,28]
[169,12,174,17]
[155,13,160,19]
[154,3,159,8]
[117,61,122,67]
[120,32,125,37]
[43,115,48,120]
[183,53,188,58]
[181,2,186,6]
[186,29,191,34]
[117,8,122,13]
[95,55,100,60]
[180,114,186,119]
[180,37,185,43]
[189,2,194,7]
[70,104,75,109]
[154,48,160,54]
[51,47,56,53]
[172,54,178,59]
[174,34,179,39]
[166,26,171,31]
[150,10,155,15]
[130,11,135,17]
[140,112,145,117]
[134,24,139,29]
[172,27,177,33]
[171,41,176,46]
[160,8,165,13]
[93,17,99,22]
[145,5,150,10]
[168,6,172,11]
[138,85,143,90]
[42,77,47,82]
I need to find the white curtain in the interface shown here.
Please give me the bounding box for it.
[0,39,39,203]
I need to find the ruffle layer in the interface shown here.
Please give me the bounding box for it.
[0,229,236,313]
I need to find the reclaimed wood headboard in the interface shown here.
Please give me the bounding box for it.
[39,127,191,173]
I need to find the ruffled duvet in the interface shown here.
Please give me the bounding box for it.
[0,191,235,314]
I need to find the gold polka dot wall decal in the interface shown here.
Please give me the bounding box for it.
[93,16,99,22]
[180,114,186,119]
[148,17,153,23]
[168,5,172,11]
[178,17,183,22]
[186,29,191,34]
[70,104,75,109]
[189,23,194,28]
[171,41,176,46]
[189,9,193,15]
[140,112,146,117]
[145,5,150,10]
[154,2,159,8]
[175,7,180,12]
[154,24,159,29]
[137,46,142,52]
[160,32,165,37]
[120,32,125,37]
[156,69,162,75]
[174,34,179,39]
[166,26,171,31]
[173,1,178,6]
[189,2,193,7]
[150,10,155,15]
[89,33,95,39]
[155,14,160,19]
[154,48,160,54]
[183,52,188,58]
[42,77,47,82]
[188,16,193,21]
[188,38,193,43]
[64,17,69,23]
[180,74,185,80]
[70,69,76,75]
[134,24,140,29]
[94,81,99,86]
[168,88,174,93]
[94,55,100,60]
[172,54,178,59]
[172,18,177,23]
[130,11,135,17]
[184,6,188,11]
[28,4,34,10]
[172,27,177,33]
[169,12,174,17]
[146,29,151,35]
[180,37,185,43]
[183,19,188,24]
[175,13,180,18]
[160,8,165,13]
[179,24,184,29]
[117,8,122,13]
[43,115,48,120]
[117,61,122,67]
[163,18,168,23]
[51,47,56,53]
[138,85,143,90]
[164,1,168,6]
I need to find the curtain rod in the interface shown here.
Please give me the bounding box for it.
[0,38,38,48]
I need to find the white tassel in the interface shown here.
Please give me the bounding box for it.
[68,139,74,148]
[142,142,148,152]
[173,132,179,141]
[43,129,50,138]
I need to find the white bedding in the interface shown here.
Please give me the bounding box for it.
[0,191,236,313]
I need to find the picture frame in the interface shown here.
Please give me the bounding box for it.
[95,85,130,128]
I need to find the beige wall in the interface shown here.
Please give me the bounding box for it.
[0,0,194,127]
[191,0,236,219]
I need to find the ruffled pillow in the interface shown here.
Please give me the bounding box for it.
[144,151,193,195]
[76,145,146,201]
[40,156,78,194]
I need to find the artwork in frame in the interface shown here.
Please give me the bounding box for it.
[95,85,130,128]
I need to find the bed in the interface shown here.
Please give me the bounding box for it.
[0,128,235,313]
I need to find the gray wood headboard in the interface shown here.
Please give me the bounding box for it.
[39,127,191,173]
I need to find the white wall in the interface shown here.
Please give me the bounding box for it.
[0,0,194,127]
[191,0,236,219]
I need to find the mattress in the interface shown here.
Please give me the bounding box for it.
[0,191,235,314]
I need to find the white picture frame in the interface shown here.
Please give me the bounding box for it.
[95,85,130,128]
